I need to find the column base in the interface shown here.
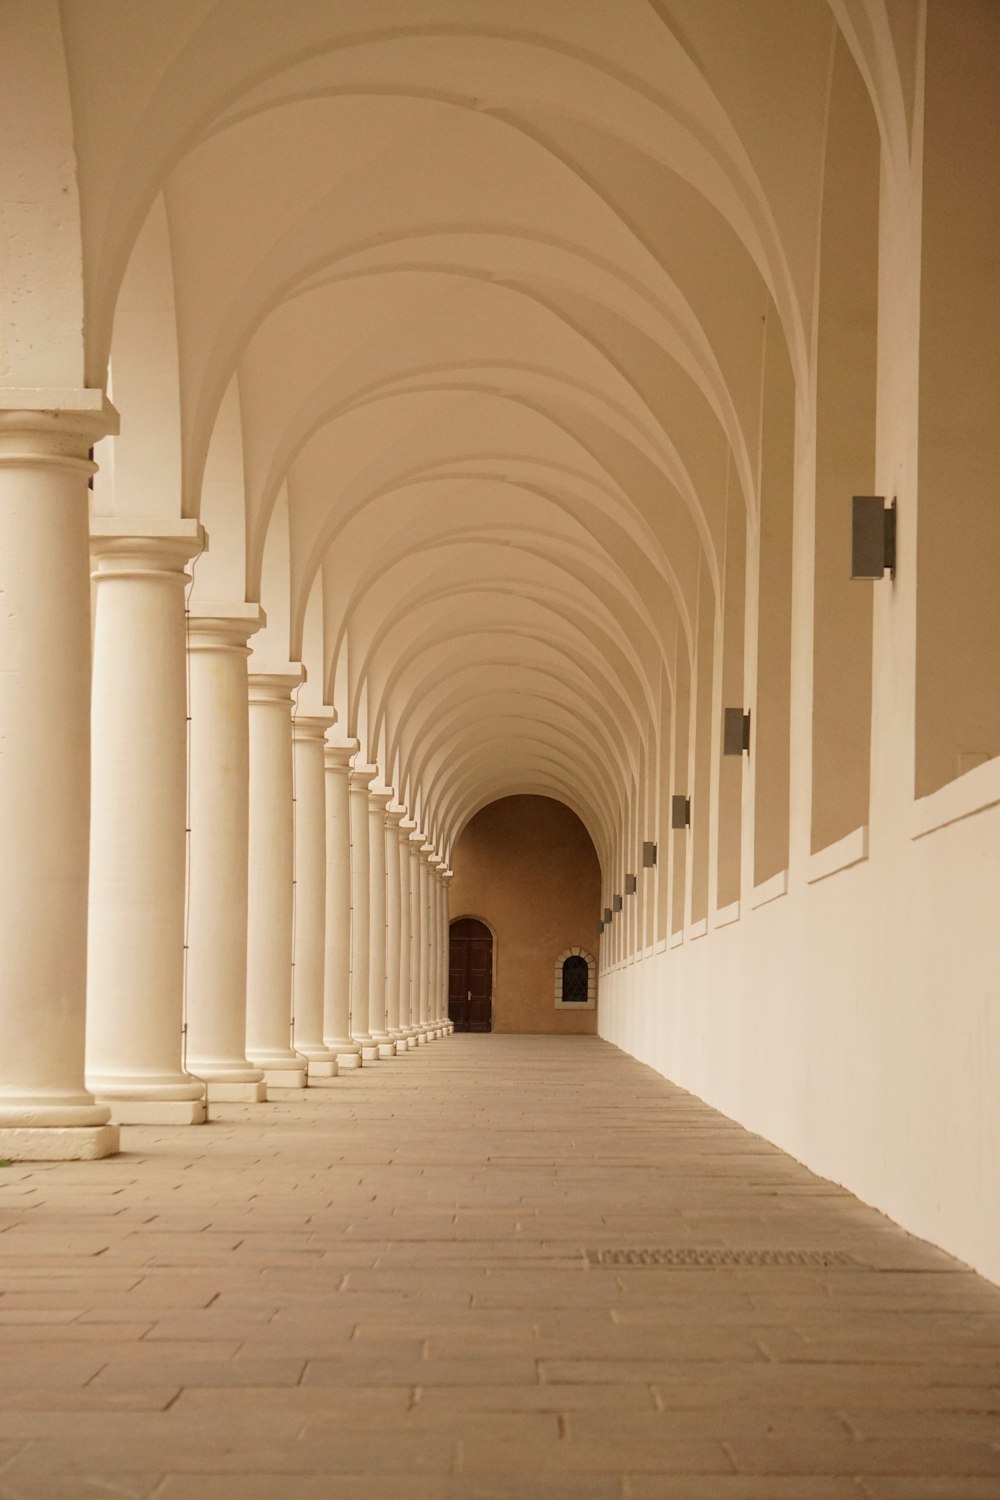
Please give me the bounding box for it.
[307,1059,338,1080]
[359,1044,379,1063]
[376,1041,397,1059]
[103,1098,207,1126]
[407,1034,420,1049]
[206,1080,268,1103]
[262,1067,307,1089]
[0,1125,120,1162]
[334,1049,362,1070]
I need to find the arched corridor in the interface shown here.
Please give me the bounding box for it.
[1,1,1000,1482]
[0,1036,999,1495]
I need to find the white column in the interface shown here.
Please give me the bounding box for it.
[0,396,118,1161]
[246,669,307,1087]
[428,855,444,1039]
[323,738,361,1068]
[399,817,418,1047]
[419,841,435,1037]
[409,830,428,1041]
[349,762,378,1061]
[292,712,339,1082]
[385,805,407,1048]
[185,606,267,1103]
[441,867,455,1034]
[368,787,396,1059]
[86,519,207,1125]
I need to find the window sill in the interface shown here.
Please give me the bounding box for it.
[807,825,869,884]
[750,869,788,910]
[713,900,740,929]
[911,756,1000,841]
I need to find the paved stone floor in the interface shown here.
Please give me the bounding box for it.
[0,1035,999,1499]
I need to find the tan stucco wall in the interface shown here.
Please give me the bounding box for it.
[448,795,600,1034]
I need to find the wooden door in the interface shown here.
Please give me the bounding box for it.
[449,918,494,1032]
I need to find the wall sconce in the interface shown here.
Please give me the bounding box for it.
[642,841,657,868]
[596,920,605,936]
[723,708,751,755]
[603,907,612,924]
[852,495,896,579]
[671,795,691,830]
[612,894,623,912]
[624,873,637,895]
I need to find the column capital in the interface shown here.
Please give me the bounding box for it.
[90,517,204,576]
[429,853,444,871]
[440,867,454,884]
[349,761,378,793]
[420,842,436,862]
[385,803,407,828]
[293,710,335,743]
[186,602,265,652]
[248,665,305,705]
[0,390,118,461]
[408,826,427,849]
[324,736,359,772]
[368,785,394,814]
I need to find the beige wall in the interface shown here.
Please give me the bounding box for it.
[449,795,600,1034]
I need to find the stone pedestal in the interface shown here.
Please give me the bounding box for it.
[324,739,361,1068]
[0,395,119,1160]
[185,606,268,1104]
[86,518,207,1126]
[246,669,307,1089]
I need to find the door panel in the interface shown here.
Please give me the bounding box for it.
[449,918,494,1032]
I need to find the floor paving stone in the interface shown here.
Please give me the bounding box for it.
[0,1034,998,1496]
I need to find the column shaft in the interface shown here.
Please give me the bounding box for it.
[324,740,361,1067]
[409,834,427,1041]
[0,398,118,1160]
[185,607,266,1102]
[349,764,378,1061]
[428,858,442,1039]
[385,808,405,1045]
[368,790,395,1058]
[441,868,455,1033]
[399,820,418,1046]
[292,714,338,1080]
[418,846,433,1036]
[246,670,306,1087]
[86,521,206,1124]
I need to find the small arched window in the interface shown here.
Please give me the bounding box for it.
[553,948,596,1009]
[561,955,590,1002]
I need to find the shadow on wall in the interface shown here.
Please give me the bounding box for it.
[448,795,600,1034]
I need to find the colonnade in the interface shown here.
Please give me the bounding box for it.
[0,429,452,1161]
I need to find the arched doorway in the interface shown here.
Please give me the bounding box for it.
[449,918,494,1032]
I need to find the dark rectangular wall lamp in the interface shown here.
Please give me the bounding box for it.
[671,794,691,830]
[603,907,612,924]
[642,840,657,868]
[852,495,896,579]
[624,873,637,895]
[596,920,604,936]
[612,893,623,912]
[723,708,751,755]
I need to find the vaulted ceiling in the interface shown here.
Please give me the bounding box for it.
[10,0,909,863]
